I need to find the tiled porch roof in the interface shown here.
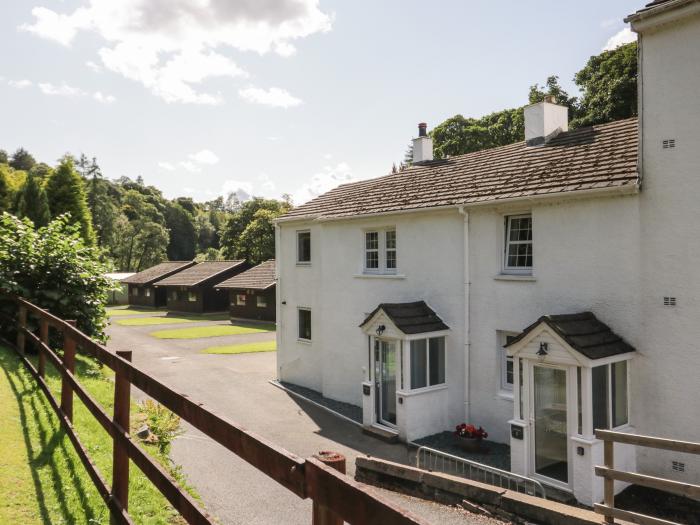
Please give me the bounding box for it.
[360,301,449,335]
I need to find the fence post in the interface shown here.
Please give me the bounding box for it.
[111,350,132,522]
[603,438,615,524]
[312,451,346,525]
[16,304,26,356]
[38,318,49,378]
[61,321,77,422]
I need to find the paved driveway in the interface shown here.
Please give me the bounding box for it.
[106,315,504,525]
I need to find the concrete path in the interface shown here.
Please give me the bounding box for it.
[106,318,507,525]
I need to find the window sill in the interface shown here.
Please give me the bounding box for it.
[297,338,312,345]
[354,273,406,280]
[496,391,514,401]
[296,262,311,267]
[397,384,448,397]
[494,273,536,282]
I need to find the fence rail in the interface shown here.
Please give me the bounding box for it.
[415,445,547,499]
[0,295,428,525]
[594,429,700,525]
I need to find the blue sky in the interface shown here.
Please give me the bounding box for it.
[0,1,640,204]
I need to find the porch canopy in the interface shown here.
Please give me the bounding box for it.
[360,301,449,336]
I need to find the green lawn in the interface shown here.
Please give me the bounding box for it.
[151,323,275,340]
[0,346,198,524]
[115,313,230,327]
[107,307,160,316]
[201,341,276,355]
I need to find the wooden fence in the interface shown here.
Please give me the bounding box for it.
[594,429,700,525]
[1,295,428,525]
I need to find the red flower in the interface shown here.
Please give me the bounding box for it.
[454,422,488,439]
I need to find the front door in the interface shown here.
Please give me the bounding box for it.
[532,365,569,485]
[374,340,397,427]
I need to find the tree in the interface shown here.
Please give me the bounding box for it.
[9,147,36,171]
[528,75,578,113]
[0,213,113,340]
[0,170,9,213]
[220,197,291,259]
[164,202,196,260]
[45,158,96,244]
[571,42,637,128]
[235,209,278,264]
[0,150,7,164]
[16,173,50,227]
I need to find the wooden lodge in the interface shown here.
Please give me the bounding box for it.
[216,259,276,322]
[121,261,195,308]
[155,260,249,313]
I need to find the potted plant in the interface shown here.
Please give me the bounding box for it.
[454,423,488,452]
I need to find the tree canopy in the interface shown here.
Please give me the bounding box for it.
[15,172,50,227]
[45,158,96,244]
[9,147,36,171]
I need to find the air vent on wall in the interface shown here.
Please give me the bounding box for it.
[663,296,677,306]
[662,139,676,149]
[672,460,685,472]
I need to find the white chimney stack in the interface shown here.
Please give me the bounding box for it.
[412,122,433,163]
[524,95,568,146]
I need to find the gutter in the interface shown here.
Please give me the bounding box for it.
[458,206,471,423]
[625,0,700,29]
[274,184,640,226]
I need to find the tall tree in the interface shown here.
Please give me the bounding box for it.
[0,149,7,164]
[235,209,279,264]
[9,147,36,171]
[16,173,50,227]
[45,158,95,244]
[0,169,9,213]
[164,202,196,260]
[571,42,637,128]
[220,197,291,259]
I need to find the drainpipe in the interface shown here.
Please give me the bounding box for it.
[458,206,471,422]
[275,222,282,380]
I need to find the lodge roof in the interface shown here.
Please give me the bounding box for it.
[155,261,246,287]
[280,118,639,221]
[505,311,635,360]
[121,261,195,285]
[360,301,450,335]
[216,260,276,290]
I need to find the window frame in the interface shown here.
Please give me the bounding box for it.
[503,214,533,274]
[188,291,197,303]
[235,293,247,306]
[408,335,446,391]
[363,228,397,275]
[256,295,267,308]
[297,307,312,342]
[296,230,311,265]
[592,361,630,431]
[499,331,518,392]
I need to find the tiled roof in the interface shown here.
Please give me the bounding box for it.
[360,301,450,335]
[121,261,195,285]
[216,260,276,290]
[627,0,688,19]
[505,312,635,360]
[281,118,639,221]
[155,261,246,287]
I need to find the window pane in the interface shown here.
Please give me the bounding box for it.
[410,339,427,389]
[236,294,246,306]
[612,361,628,427]
[385,230,396,249]
[428,337,445,386]
[365,251,379,269]
[592,365,609,431]
[256,295,267,308]
[188,291,197,302]
[298,309,311,340]
[365,231,378,250]
[297,232,311,262]
[386,250,396,269]
[506,215,533,269]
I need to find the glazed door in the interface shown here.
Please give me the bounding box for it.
[374,340,397,426]
[532,365,569,484]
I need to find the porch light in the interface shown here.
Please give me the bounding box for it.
[376,324,386,336]
[537,342,549,356]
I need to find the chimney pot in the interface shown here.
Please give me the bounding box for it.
[544,95,556,104]
[418,122,427,137]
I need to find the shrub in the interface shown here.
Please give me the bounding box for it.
[135,399,183,456]
[0,212,114,341]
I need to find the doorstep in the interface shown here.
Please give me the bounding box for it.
[362,424,399,444]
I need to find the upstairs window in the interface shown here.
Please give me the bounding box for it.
[297,231,311,264]
[504,214,533,273]
[364,229,397,274]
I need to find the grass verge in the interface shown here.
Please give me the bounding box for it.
[115,313,230,327]
[150,323,275,340]
[0,345,198,524]
[107,307,160,316]
[201,340,276,355]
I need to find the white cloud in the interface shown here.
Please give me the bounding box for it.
[8,79,32,89]
[93,91,116,103]
[292,162,355,205]
[188,149,219,165]
[603,27,636,51]
[238,86,302,108]
[179,160,201,173]
[158,161,176,171]
[86,60,102,72]
[38,82,87,97]
[222,179,253,202]
[21,0,332,104]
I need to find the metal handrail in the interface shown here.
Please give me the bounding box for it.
[415,445,547,499]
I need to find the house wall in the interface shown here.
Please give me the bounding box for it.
[277,210,466,428]
[164,286,205,312]
[164,286,230,313]
[229,288,276,321]
[127,284,158,308]
[634,10,700,484]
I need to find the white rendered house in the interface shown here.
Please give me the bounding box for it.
[275,0,700,505]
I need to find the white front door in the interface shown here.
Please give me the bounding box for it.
[374,339,397,427]
[531,365,569,486]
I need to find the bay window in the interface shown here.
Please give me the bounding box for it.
[409,336,445,390]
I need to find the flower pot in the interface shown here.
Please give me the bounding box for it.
[455,435,483,453]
